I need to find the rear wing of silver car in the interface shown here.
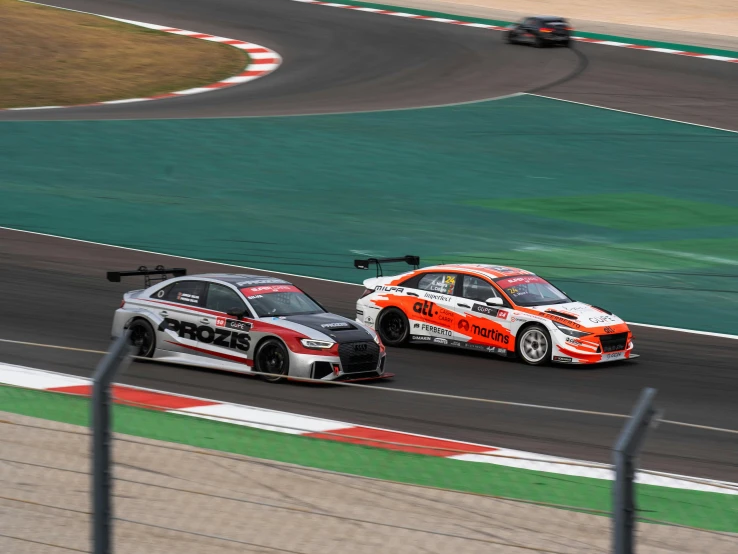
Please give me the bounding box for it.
[106,265,187,288]
[353,255,420,278]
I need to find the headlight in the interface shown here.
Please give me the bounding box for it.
[553,322,590,338]
[300,339,335,350]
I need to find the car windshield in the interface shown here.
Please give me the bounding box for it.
[240,285,324,317]
[494,275,571,307]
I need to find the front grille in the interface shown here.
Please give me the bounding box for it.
[338,341,380,374]
[599,333,628,353]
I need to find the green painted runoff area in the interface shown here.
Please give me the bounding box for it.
[2,385,736,532]
[1,94,737,332]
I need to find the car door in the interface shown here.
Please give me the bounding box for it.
[522,17,538,42]
[203,282,254,363]
[409,272,461,343]
[455,274,513,351]
[154,280,208,354]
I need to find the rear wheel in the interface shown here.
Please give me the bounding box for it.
[255,338,290,383]
[534,36,545,48]
[128,319,156,359]
[506,31,516,44]
[377,307,409,347]
[516,325,551,365]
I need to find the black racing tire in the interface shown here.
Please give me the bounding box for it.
[506,32,516,44]
[534,36,545,48]
[376,307,410,347]
[562,38,571,47]
[516,324,552,366]
[255,338,290,383]
[128,319,156,359]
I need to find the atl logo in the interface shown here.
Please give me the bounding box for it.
[413,301,437,317]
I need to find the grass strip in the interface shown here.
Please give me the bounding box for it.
[2,385,736,532]
[0,0,247,108]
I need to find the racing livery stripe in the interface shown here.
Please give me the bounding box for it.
[164,340,255,365]
[1,2,282,112]
[291,0,738,64]
[1,363,735,495]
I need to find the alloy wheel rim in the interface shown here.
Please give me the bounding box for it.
[522,329,548,362]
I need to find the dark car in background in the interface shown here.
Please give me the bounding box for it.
[506,16,572,47]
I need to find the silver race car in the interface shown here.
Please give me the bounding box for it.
[108,266,388,382]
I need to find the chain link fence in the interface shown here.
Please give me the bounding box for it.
[2,377,737,553]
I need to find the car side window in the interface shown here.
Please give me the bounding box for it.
[163,280,206,306]
[206,283,249,315]
[150,283,173,299]
[417,273,458,295]
[461,275,499,302]
[523,18,536,27]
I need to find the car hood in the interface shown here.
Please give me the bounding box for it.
[282,313,374,343]
[524,302,625,329]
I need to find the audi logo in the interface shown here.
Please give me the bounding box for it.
[353,343,368,352]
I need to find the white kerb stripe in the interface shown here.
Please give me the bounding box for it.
[0,363,89,389]
[178,403,349,434]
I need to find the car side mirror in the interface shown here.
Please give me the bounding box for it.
[227,308,247,320]
[485,297,503,306]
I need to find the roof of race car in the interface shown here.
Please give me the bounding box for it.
[189,273,292,286]
[422,264,536,279]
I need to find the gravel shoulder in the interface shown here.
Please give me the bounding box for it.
[2,411,735,554]
[356,0,738,51]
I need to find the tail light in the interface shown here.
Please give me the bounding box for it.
[566,26,574,31]
[361,288,374,298]
[540,27,552,33]
[120,299,126,308]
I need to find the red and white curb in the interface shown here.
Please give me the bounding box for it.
[1,362,735,495]
[292,0,738,64]
[4,2,282,111]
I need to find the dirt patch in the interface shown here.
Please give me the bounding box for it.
[2,412,735,554]
[363,0,738,50]
[0,0,247,109]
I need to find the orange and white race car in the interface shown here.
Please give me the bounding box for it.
[354,256,637,365]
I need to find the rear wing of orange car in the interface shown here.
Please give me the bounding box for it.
[354,255,420,277]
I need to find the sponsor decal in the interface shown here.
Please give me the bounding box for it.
[421,323,452,337]
[364,315,373,325]
[423,292,451,302]
[605,352,626,360]
[541,313,583,329]
[241,284,300,296]
[375,286,404,293]
[458,319,470,332]
[321,322,353,330]
[237,278,287,286]
[413,300,437,318]
[589,315,618,324]
[176,292,199,304]
[410,335,432,341]
[497,309,509,320]
[156,289,166,298]
[433,337,449,345]
[553,356,572,362]
[603,326,615,334]
[159,317,250,352]
[471,324,510,345]
[356,310,364,316]
[413,323,420,329]
[216,317,252,333]
[462,342,489,353]
[472,303,499,317]
[565,337,583,346]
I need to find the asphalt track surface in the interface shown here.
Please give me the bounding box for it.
[1,0,737,481]
[1,0,737,128]
[1,229,736,481]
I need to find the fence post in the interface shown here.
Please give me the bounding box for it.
[612,387,659,554]
[91,332,133,554]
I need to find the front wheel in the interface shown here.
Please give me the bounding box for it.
[255,338,290,382]
[128,319,156,359]
[516,325,551,365]
[506,32,516,44]
[377,307,409,347]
